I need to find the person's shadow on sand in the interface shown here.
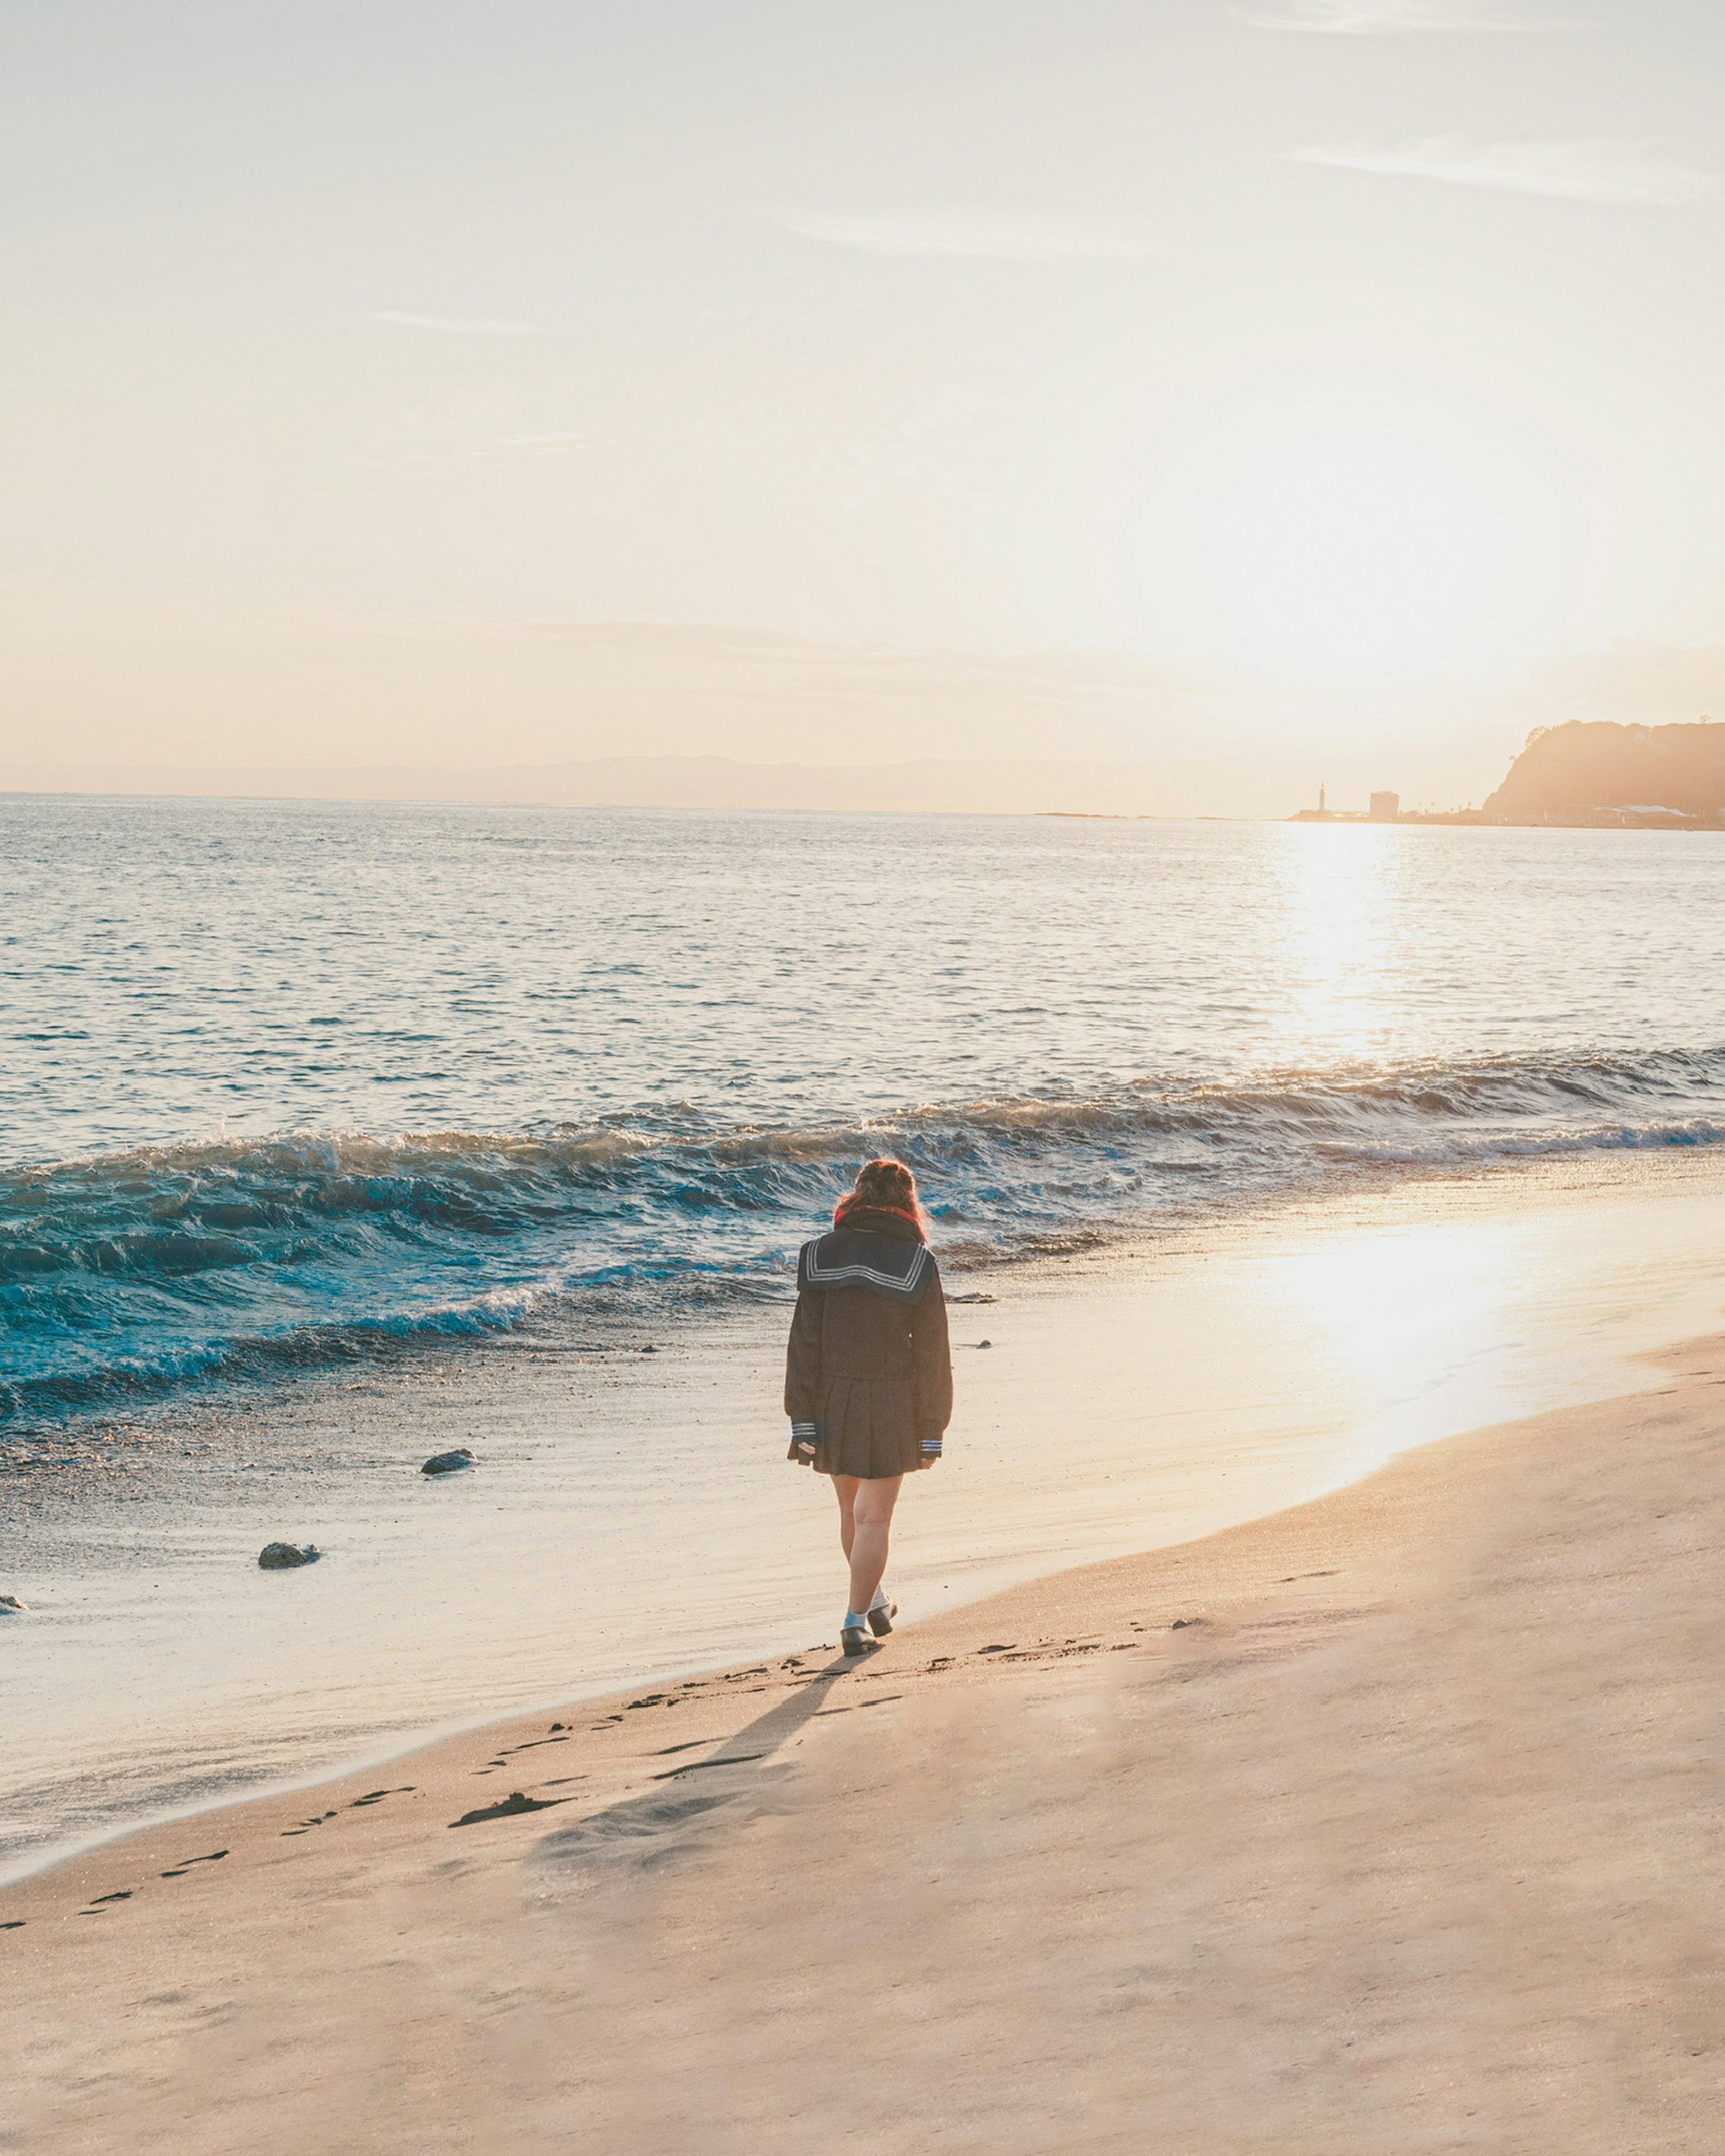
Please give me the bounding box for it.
[528,1656,863,1882]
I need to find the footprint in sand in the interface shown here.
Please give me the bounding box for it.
[279,1791,412,1833]
[448,1790,573,1828]
[279,1811,340,1839]
[490,1735,573,1763]
[650,1752,768,1782]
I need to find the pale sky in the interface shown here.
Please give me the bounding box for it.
[4,0,1723,803]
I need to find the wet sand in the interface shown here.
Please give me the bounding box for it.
[9,1323,1725,2153]
[13,1149,1725,1890]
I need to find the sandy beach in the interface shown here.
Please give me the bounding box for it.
[9,1303,1725,2152]
[15,1151,1725,1898]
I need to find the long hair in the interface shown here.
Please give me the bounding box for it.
[833,1156,930,1237]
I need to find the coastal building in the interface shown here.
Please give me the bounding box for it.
[1369,791,1400,822]
[1290,781,1380,823]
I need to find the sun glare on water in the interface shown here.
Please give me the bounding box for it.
[1272,822,1400,1061]
[1273,1219,1530,1474]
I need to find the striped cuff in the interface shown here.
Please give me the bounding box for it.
[791,1421,817,1442]
[920,1437,942,1456]
[790,1421,818,1460]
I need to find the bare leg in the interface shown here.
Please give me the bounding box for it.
[845,1475,902,1616]
[831,1474,859,1571]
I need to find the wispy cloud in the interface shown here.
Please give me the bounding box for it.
[1288,137,1722,204]
[492,431,585,454]
[1240,0,1556,27]
[375,429,588,465]
[368,310,544,336]
[761,207,1162,262]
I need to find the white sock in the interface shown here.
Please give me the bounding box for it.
[845,1610,867,1630]
[868,1585,889,1611]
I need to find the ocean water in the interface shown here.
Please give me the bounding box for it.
[11,792,1725,1882]
[5,792,1725,1435]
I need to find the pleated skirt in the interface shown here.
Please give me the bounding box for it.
[807,1376,923,1479]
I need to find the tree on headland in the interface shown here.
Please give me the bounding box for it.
[1482,720,1725,823]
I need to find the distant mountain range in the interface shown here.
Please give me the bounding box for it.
[1483,721,1725,822]
[0,753,1317,820]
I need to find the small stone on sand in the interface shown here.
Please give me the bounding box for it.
[257,1542,320,1569]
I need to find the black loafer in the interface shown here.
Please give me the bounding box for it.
[867,1601,897,1638]
[840,1624,875,1657]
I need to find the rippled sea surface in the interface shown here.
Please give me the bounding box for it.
[6,793,1725,1431]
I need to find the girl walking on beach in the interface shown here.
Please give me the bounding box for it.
[784,1158,952,1656]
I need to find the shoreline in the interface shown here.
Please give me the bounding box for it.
[9,1142,1725,1890]
[10,1327,1725,2150]
[0,1340,1635,1907]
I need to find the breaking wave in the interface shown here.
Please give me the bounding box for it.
[5,1042,1725,1429]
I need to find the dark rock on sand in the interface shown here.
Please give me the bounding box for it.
[420,1448,475,1475]
[257,1542,321,1569]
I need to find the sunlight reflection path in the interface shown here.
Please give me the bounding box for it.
[1271,822,1402,1063]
